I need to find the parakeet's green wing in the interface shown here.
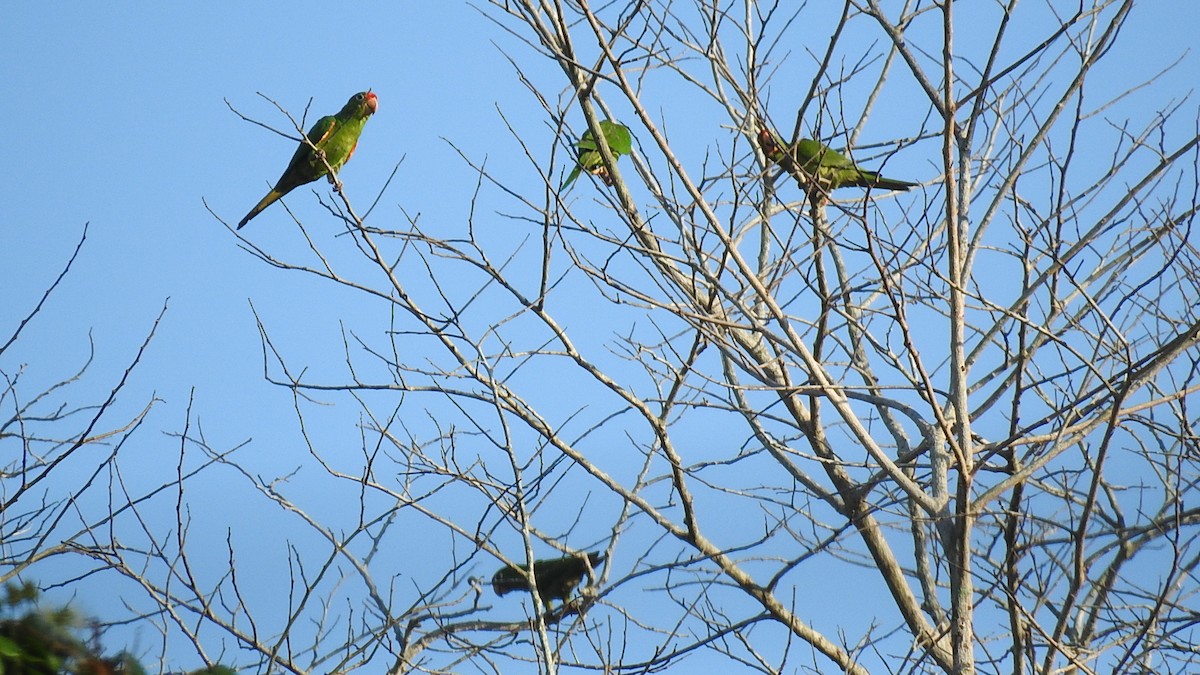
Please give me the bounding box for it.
[598,120,633,155]
[575,132,598,152]
[794,138,855,170]
[274,115,338,194]
[574,121,630,153]
[562,121,632,189]
[793,138,917,192]
[313,92,374,175]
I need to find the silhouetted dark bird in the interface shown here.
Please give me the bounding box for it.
[491,552,606,604]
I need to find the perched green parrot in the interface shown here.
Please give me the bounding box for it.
[237,90,378,229]
[492,552,606,605]
[757,122,915,196]
[562,120,632,189]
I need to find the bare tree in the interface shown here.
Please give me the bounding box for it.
[2,226,160,581]
[32,1,1199,674]
[0,227,206,668]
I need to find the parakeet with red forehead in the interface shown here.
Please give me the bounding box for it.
[756,119,915,196]
[238,90,378,229]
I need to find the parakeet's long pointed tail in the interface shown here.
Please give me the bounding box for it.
[237,189,285,229]
[561,165,583,190]
[867,176,918,192]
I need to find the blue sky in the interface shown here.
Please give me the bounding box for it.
[1,4,552,669]
[3,2,1199,672]
[3,3,533,460]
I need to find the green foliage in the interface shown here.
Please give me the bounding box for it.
[0,582,233,675]
[0,581,84,675]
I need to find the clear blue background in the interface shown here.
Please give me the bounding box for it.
[3,3,1197,672]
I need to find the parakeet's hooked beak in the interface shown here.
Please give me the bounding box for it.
[365,91,378,115]
[757,127,780,155]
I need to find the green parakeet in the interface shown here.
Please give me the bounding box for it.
[238,90,378,229]
[562,120,632,189]
[492,552,605,605]
[757,123,915,196]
